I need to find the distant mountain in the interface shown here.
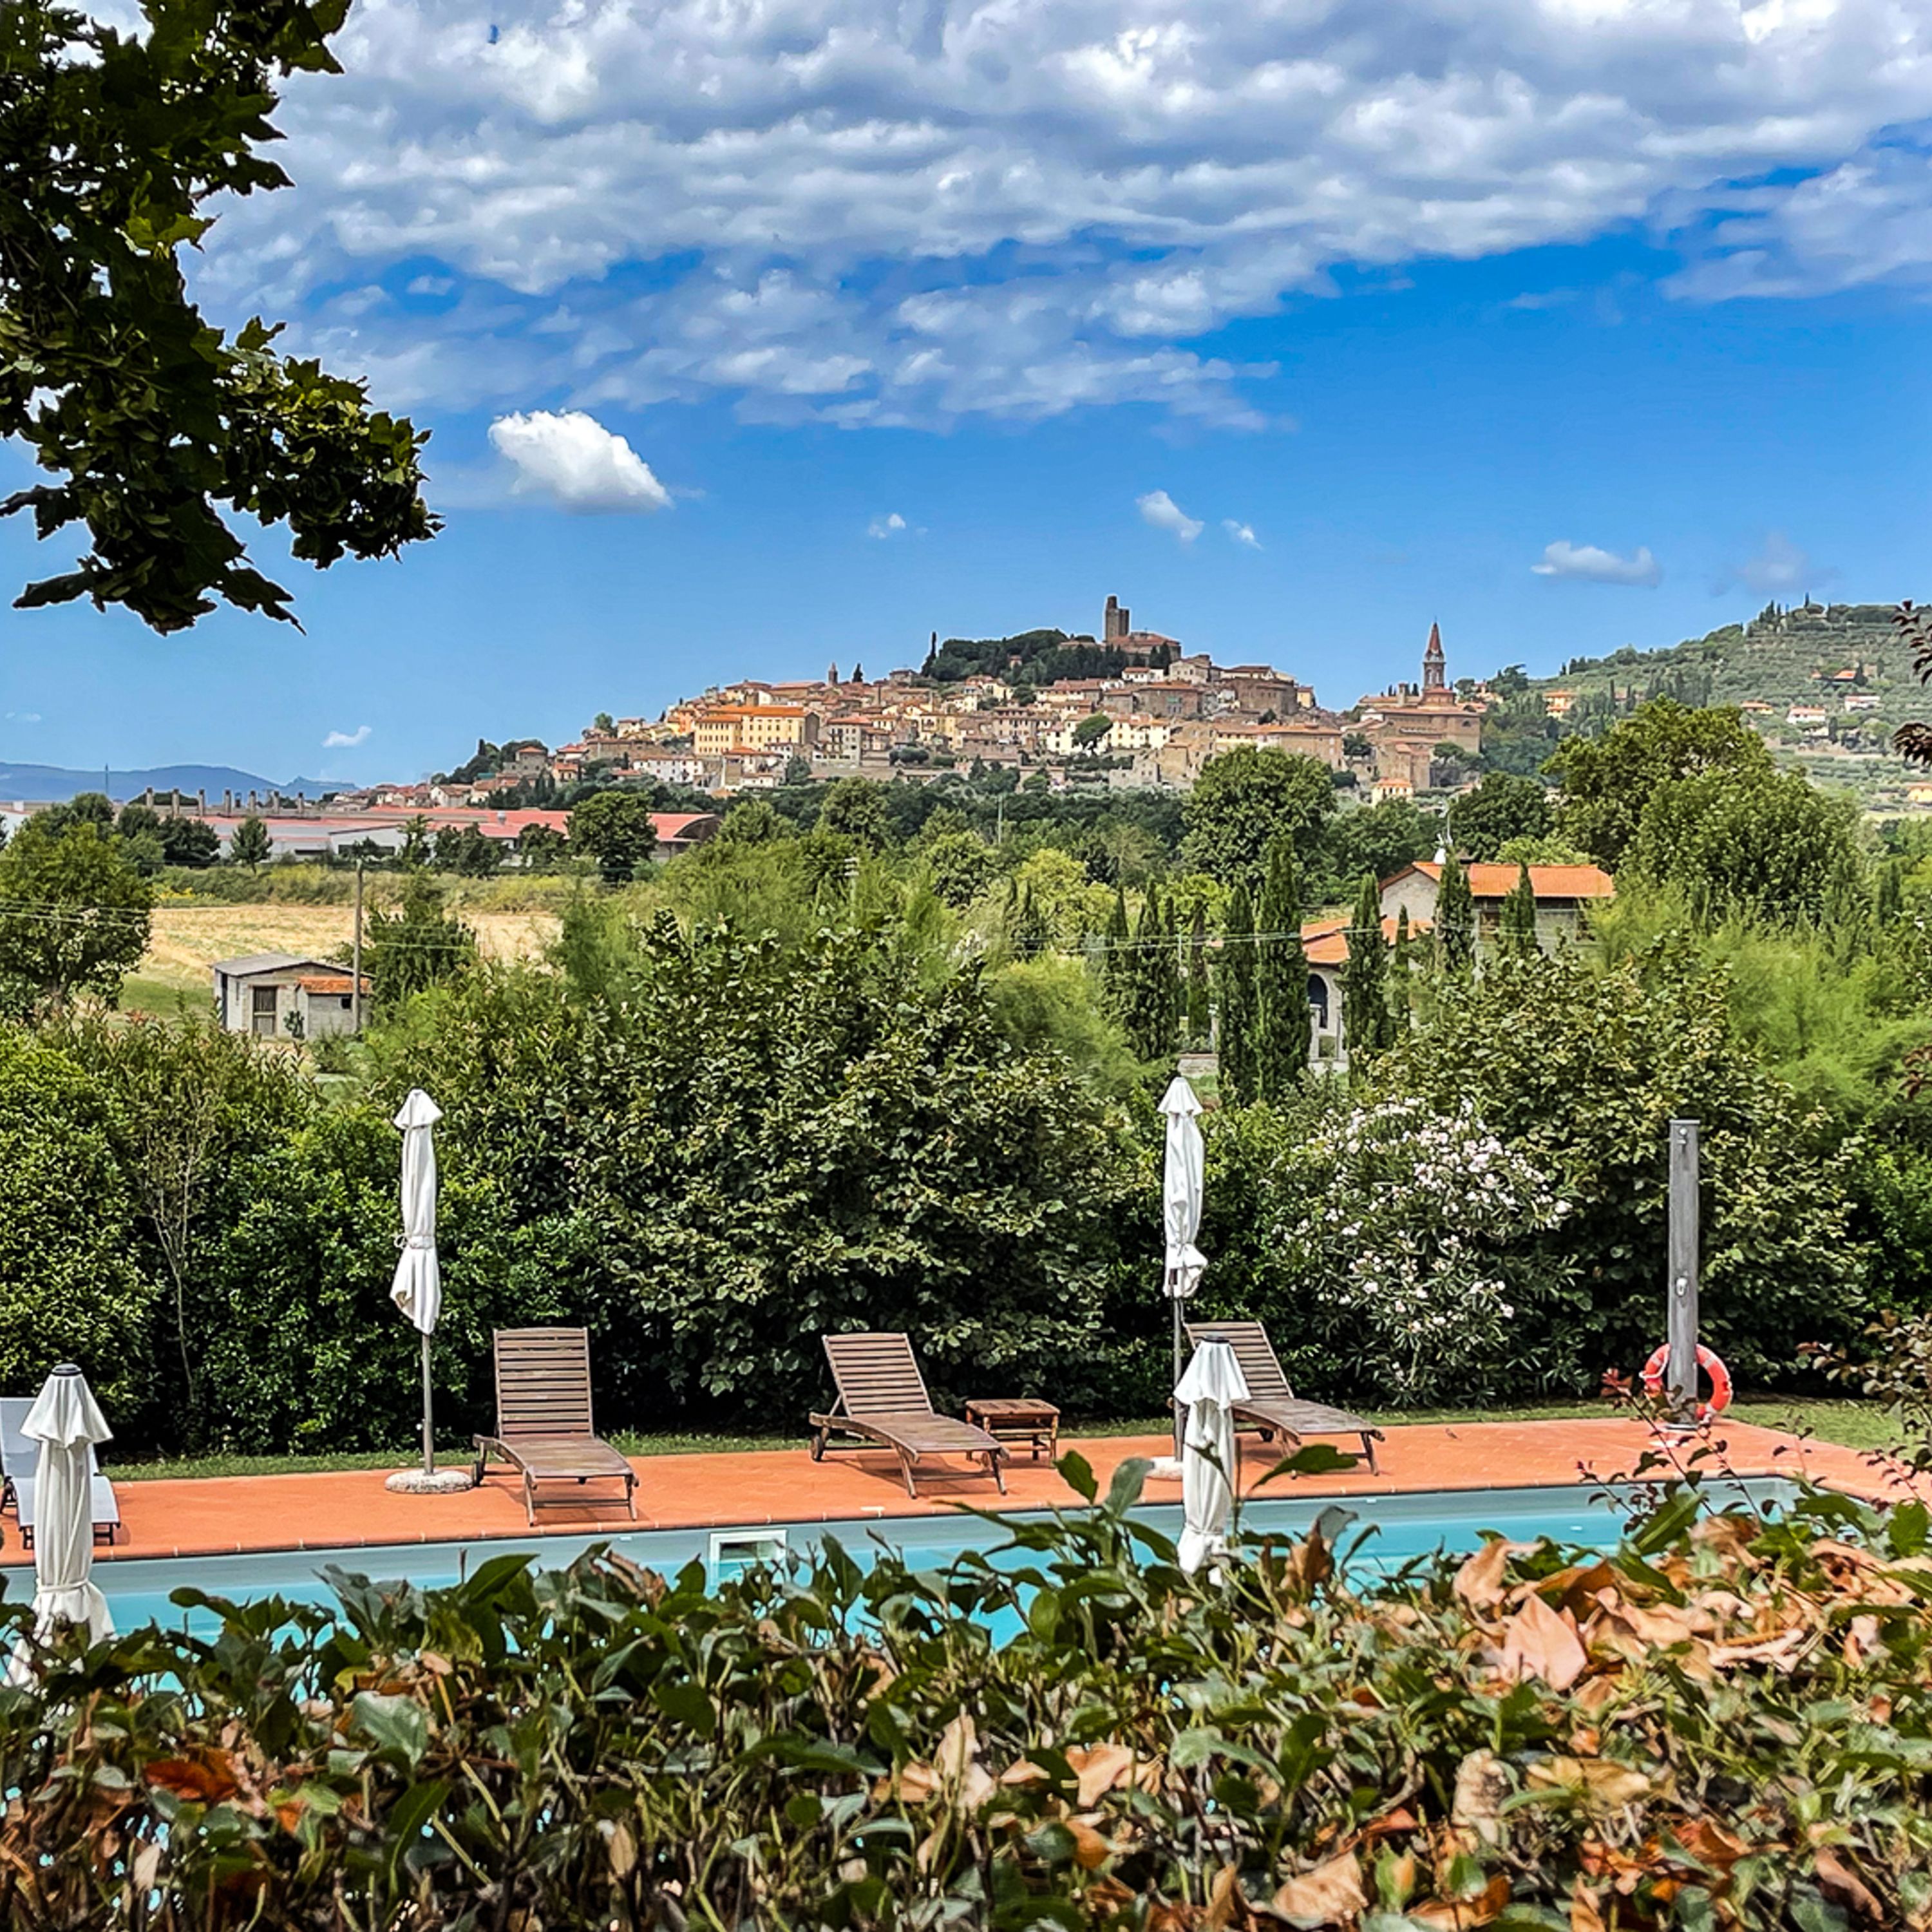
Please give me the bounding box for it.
[0,762,341,804]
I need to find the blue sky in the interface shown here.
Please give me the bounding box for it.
[4,0,1930,784]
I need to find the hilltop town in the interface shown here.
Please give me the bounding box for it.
[327,596,1490,817]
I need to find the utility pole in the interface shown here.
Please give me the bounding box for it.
[352,858,365,1032]
[1665,1119,1700,1428]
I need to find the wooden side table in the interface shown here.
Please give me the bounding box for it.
[965,1397,1061,1461]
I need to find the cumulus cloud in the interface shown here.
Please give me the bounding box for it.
[1717,531,1826,596]
[487,410,673,512]
[323,724,373,748]
[1139,490,1204,544]
[1222,518,1262,550]
[867,512,908,538]
[175,0,1932,428]
[1531,540,1663,587]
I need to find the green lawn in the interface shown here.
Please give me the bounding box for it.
[100,1397,1902,1482]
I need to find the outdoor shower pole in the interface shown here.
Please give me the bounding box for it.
[1665,1119,1700,1428]
[1173,1289,1185,1463]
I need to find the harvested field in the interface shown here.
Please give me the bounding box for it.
[129,904,558,1011]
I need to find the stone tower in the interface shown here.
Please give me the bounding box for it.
[828,661,839,686]
[1422,620,1448,696]
[1103,595,1130,642]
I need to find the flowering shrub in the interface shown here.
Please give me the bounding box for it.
[1273,1096,1568,1404]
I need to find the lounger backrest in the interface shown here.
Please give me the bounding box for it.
[822,1332,934,1418]
[492,1328,598,1441]
[0,1399,33,1476]
[1186,1321,1294,1402]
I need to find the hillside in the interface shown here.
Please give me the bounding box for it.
[0,761,329,802]
[1514,601,1927,810]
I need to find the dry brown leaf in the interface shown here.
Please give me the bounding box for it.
[1454,1539,1526,1609]
[1066,1819,1112,1871]
[1451,1752,1508,1848]
[1524,1756,1653,1810]
[1842,1615,1880,1668]
[1408,1873,1511,1929]
[1709,1628,1808,1672]
[1569,1880,1607,1932]
[606,1821,638,1879]
[998,1759,1051,1787]
[1499,1593,1588,1690]
[1205,1862,1245,1929]
[1815,1847,1884,1921]
[1066,1742,1138,1809]
[1270,1849,1368,1927]
[1667,1817,1748,1873]
[1573,1676,1620,1714]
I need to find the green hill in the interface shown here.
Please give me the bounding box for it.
[1510,601,1927,810]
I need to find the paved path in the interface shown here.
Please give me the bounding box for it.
[0,1418,1903,1567]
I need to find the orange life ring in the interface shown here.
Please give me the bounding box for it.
[1640,1343,1732,1421]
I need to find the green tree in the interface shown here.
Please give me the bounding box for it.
[1120,884,1179,1064]
[3,0,435,630]
[1184,898,1211,1047]
[516,823,569,871]
[592,712,615,734]
[158,816,220,867]
[0,819,153,1007]
[113,801,167,875]
[1544,699,1772,869]
[362,871,477,1005]
[1072,712,1112,749]
[1434,852,1475,974]
[569,790,659,884]
[718,799,791,847]
[1253,835,1309,1101]
[1625,766,1863,928]
[816,777,895,853]
[431,824,504,877]
[38,791,115,836]
[1099,886,1132,1024]
[1877,860,1906,925]
[1180,747,1336,894]
[0,1029,156,1416]
[1217,884,1259,1105]
[1390,906,1416,1032]
[229,815,272,869]
[1446,772,1553,862]
[1498,862,1540,956]
[919,831,995,908]
[1341,875,1392,1064]
[1320,797,1437,892]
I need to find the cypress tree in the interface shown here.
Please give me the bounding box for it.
[1435,852,1475,974]
[1185,897,1211,1046]
[1218,882,1258,1105]
[1159,892,1184,1056]
[1341,874,1391,1066]
[1389,905,1414,1033]
[1877,860,1904,926]
[1123,882,1175,1061]
[1100,884,1132,1018]
[1499,861,1539,956]
[1255,833,1309,1101]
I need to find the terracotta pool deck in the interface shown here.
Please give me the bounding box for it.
[0,1417,1902,1567]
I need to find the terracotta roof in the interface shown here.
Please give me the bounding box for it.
[1300,913,1426,967]
[1397,862,1614,901]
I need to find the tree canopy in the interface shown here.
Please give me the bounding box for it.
[0,819,153,1009]
[1181,747,1336,894]
[1,0,435,630]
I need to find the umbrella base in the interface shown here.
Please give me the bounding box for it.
[384,1467,476,1495]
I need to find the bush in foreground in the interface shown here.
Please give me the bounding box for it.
[4,1460,1930,1927]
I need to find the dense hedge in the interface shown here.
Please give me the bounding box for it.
[5,1465,1931,1927]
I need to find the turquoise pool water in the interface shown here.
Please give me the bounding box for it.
[27,1478,1789,1640]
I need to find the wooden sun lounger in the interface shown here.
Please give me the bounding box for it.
[808,1332,1007,1497]
[1185,1321,1384,1474]
[472,1328,637,1525]
[0,1396,120,1546]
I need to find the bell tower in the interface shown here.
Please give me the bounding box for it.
[1422,621,1448,697]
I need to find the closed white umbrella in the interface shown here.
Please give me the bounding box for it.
[390,1088,443,1479]
[1159,1075,1208,1465]
[1175,1337,1249,1578]
[6,1365,112,1683]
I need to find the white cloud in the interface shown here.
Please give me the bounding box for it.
[1531,540,1663,586]
[4,712,42,724]
[1222,518,1261,549]
[486,410,673,513]
[867,511,909,538]
[1139,490,1204,544]
[175,0,1932,428]
[323,724,374,748]
[1719,530,1826,596]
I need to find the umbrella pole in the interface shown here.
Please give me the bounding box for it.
[421,1331,434,1476]
[1172,1289,1184,1462]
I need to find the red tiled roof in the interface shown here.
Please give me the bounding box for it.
[1397,862,1614,901]
[1301,913,1425,967]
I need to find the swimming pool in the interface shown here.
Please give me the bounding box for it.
[29,1477,1790,1638]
